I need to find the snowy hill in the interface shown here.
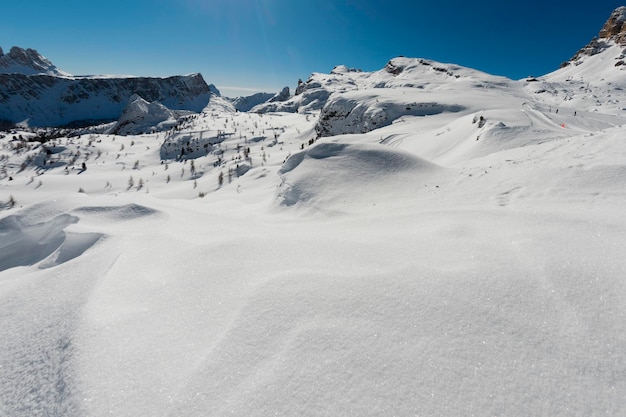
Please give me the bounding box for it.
[2,7,626,417]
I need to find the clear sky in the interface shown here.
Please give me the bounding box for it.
[0,0,622,97]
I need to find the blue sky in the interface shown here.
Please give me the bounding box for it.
[0,0,622,97]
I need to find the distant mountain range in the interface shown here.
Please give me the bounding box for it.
[1,6,625,132]
[0,47,289,129]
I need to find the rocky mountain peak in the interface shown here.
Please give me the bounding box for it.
[561,6,626,67]
[599,6,626,43]
[0,46,69,76]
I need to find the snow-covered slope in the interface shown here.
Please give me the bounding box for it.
[2,7,626,417]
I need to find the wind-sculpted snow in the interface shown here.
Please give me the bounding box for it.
[73,204,160,221]
[0,212,103,271]
[276,140,442,211]
[0,205,107,272]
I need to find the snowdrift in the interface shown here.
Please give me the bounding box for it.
[276,140,443,211]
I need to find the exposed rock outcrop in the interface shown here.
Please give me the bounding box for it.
[562,6,626,67]
[599,6,626,43]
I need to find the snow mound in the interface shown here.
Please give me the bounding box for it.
[276,140,442,211]
[0,212,102,271]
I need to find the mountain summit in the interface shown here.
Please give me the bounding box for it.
[0,46,69,76]
[599,6,626,43]
[561,6,626,66]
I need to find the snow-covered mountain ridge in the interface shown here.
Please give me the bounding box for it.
[0,71,213,127]
[0,46,69,76]
[0,45,219,128]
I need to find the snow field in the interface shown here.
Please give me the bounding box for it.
[2,48,626,416]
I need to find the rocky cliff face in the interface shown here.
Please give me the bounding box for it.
[0,46,213,127]
[0,72,212,127]
[562,7,626,66]
[599,6,626,43]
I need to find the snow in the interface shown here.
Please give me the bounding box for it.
[2,45,626,417]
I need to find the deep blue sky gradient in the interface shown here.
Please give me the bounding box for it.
[0,0,622,97]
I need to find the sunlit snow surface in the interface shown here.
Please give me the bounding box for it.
[2,51,626,416]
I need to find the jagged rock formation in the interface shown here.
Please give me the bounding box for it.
[0,46,69,76]
[562,6,626,67]
[599,6,626,43]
